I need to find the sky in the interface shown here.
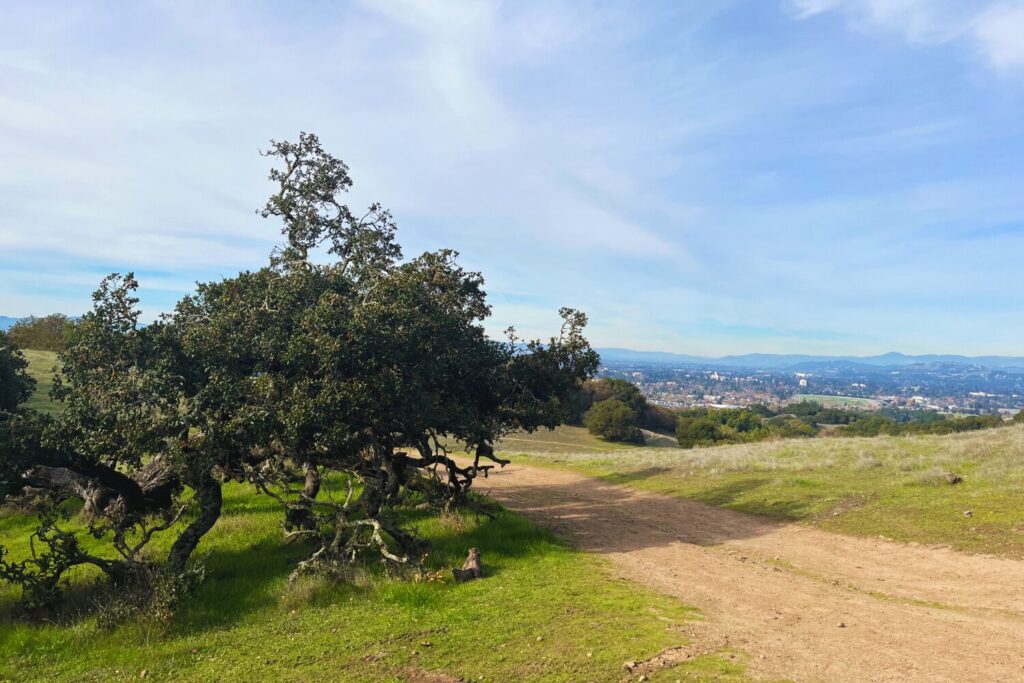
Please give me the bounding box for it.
[1,0,1023,356]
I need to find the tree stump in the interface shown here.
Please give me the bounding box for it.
[452,548,482,582]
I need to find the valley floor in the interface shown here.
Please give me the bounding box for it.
[478,461,1024,682]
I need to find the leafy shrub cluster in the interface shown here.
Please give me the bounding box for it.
[675,407,813,448]
[673,401,1013,449]
[583,399,643,443]
[575,378,675,442]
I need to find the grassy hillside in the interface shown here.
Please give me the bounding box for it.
[20,348,61,415]
[505,425,1024,558]
[492,425,639,453]
[491,425,678,453]
[0,483,744,682]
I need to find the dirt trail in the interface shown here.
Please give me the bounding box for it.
[477,462,1024,682]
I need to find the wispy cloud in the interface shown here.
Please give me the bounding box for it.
[1,1,1023,355]
[787,0,1024,72]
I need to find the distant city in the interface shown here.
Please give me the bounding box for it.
[595,349,1024,416]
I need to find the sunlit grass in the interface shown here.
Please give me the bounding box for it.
[20,349,61,415]
[510,425,1024,558]
[492,425,639,453]
[0,482,730,682]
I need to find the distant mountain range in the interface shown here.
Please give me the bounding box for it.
[3,314,1022,371]
[596,348,1024,371]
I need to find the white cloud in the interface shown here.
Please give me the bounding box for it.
[788,0,1024,72]
[974,3,1024,70]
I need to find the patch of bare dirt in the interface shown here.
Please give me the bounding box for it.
[478,462,1024,682]
[399,668,461,683]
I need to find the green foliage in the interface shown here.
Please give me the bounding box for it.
[837,413,1005,437]
[1015,410,1024,424]
[0,331,34,413]
[0,132,599,611]
[7,315,78,352]
[765,416,816,439]
[583,399,642,443]
[642,403,678,433]
[0,505,84,612]
[675,415,724,448]
[574,378,645,419]
[670,400,1011,450]
[573,378,675,435]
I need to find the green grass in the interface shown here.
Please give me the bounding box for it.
[20,349,61,415]
[0,483,740,682]
[8,347,744,680]
[790,394,877,409]
[507,425,1024,558]
[492,425,641,454]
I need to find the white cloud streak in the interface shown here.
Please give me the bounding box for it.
[788,0,1024,72]
[1,1,1023,354]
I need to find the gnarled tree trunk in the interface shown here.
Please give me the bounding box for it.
[167,471,222,572]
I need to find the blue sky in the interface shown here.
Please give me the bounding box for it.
[1,0,1023,356]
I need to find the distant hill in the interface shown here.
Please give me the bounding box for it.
[596,347,1024,371]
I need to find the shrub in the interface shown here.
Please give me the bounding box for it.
[676,416,724,448]
[584,399,642,442]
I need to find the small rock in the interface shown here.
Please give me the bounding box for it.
[140,671,148,679]
[944,472,964,485]
[586,652,593,658]
[536,636,544,641]
[420,641,433,647]
[638,676,648,682]
[838,621,846,628]
[623,660,637,671]
[964,510,973,517]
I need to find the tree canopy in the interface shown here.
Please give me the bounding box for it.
[573,377,676,436]
[584,399,643,443]
[6,314,78,352]
[0,331,34,412]
[0,133,598,612]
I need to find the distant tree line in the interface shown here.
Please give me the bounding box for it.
[576,380,1021,448]
[6,314,78,352]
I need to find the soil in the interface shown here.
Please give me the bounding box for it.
[477,462,1024,682]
